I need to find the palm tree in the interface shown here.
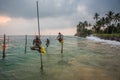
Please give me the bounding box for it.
[76,21,83,36]
[87,23,92,30]
[111,24,115,33]
[111,13,120,33]
[100,17,106,33]
[89,23,91,26]
[94,13,100,22]
[105,11,114,33]
[96,20,102,33]
[76,21,92,37]
[105,11,114,25]
[92,25,96,33]
[93,13,101,33]
[116,23,120,33]
[104,17,110,33]
[114,13,120,26]
[84,21,88,29]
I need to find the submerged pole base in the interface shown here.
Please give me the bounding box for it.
[41,65,43,70]
[2,55,5,58]
[61,43,63,53]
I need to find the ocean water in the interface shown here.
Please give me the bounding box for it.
[0,35,120,80]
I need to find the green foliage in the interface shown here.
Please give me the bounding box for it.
[94,34,120,37]
[93,11,120,34]
[75,21,92,37]
[75,11,120,38]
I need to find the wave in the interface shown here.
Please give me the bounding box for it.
[86,35,120,46]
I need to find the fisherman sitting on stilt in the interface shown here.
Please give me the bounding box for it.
[31,35,46,54]
[56,32,64,44]
[31,35,42,52]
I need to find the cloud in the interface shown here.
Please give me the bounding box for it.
[77,5,86,13]
[40,17,73,29]
[0,16,11,24]
[0,0,78,19]
[0,17,37,35]
[0,0,36,18]
[42,27,76,35]
[0,0,119,21]
[0,0,119,35]
[87,0,120,14]
[0,16,76,35]
[0,0,119,19]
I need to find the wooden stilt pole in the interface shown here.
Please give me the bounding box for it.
[61,43,63,53]
[2,34,6,58]
[39,48,43,70]
[36,1,40,38]
[36,1,43,70]
[8,36,9,44]
[25,35,27,54]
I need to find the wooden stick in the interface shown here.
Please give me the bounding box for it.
[36,1,40,38]
[40,49,43,70]
[61,43,63,53]
[36,1,43,70]
[25,35,27,54]
[2,34,6,58]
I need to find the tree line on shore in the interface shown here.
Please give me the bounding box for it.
[75,11,120,37]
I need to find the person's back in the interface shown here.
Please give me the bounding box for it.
[46,38,50,47]
[57,32,63,42]
[33,36,42,47]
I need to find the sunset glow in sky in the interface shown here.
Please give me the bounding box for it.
[0,16,11,24]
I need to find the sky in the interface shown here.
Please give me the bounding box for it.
[0,0,120,35]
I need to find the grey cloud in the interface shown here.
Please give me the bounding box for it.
[0,0,36,18]
[0,0,78,18]
[87,0,120,15]
[0,0,119,19]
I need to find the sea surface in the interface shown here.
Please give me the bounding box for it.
[0,35,120,80]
